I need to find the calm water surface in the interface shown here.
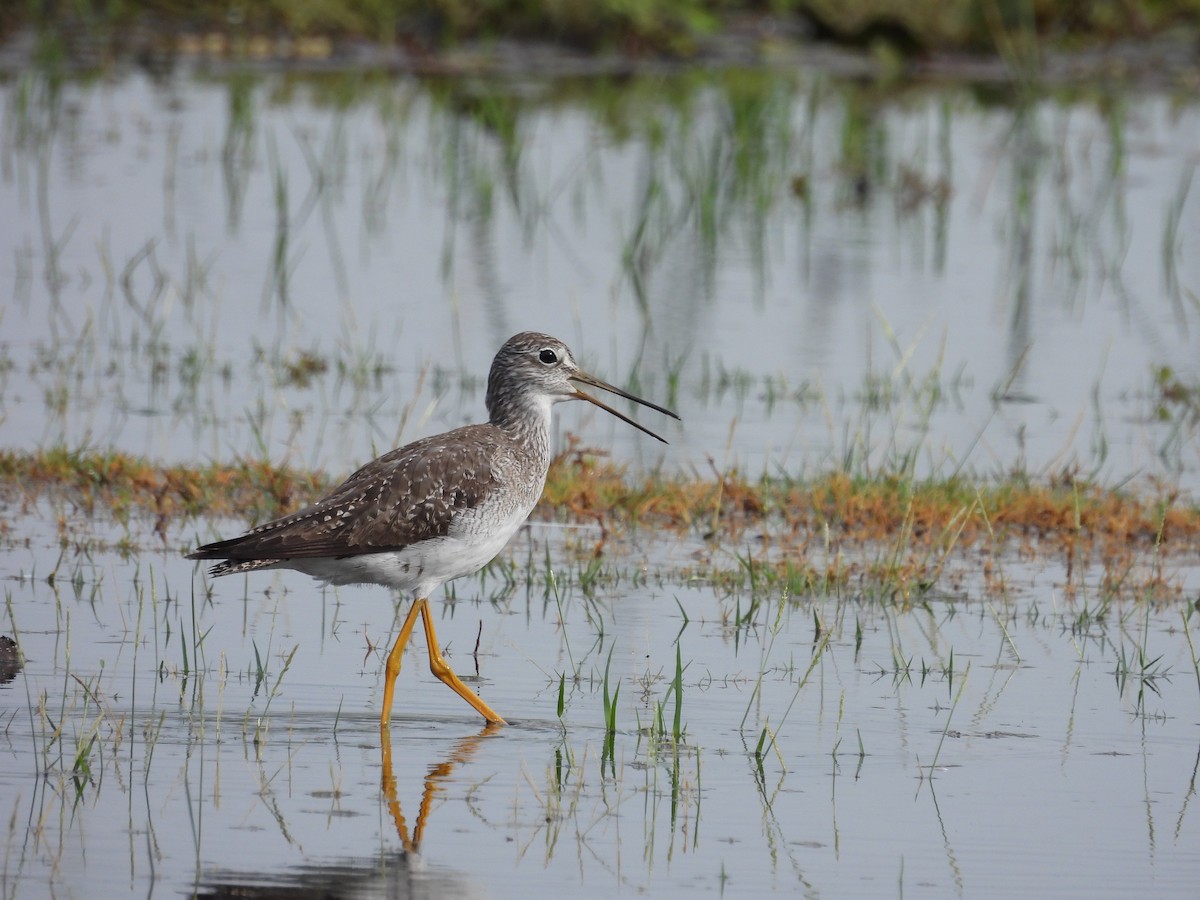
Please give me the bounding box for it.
[2,63,1198,484]
[2,60,1200,898]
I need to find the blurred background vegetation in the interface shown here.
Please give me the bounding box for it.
[4,0,1200,57]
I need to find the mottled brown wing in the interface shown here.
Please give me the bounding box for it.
[188,424,501,562]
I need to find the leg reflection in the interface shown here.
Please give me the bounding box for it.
[379,720,501,852]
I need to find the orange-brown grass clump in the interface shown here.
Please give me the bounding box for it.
[0,447,329,536]
[3,446,1199,599]
[545,453,1200,549]
[543,450,1200,601]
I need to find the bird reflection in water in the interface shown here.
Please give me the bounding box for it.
[193,724,498,899]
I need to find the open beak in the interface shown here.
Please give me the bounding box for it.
[570,371,681,444]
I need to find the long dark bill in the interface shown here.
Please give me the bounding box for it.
[570,371,681,444]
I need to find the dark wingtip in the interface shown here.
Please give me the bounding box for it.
[187,537,241,562]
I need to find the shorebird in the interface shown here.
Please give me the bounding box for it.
[187,332,679,726]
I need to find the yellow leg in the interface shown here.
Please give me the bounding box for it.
[381,600,425,727]
[418,600,507,724]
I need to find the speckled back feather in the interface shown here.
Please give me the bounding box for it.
[188,424,522,570]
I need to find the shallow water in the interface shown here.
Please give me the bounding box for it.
[3,506,1200,898]
[2,58,1200,899]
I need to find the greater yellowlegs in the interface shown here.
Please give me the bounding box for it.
[187,332,679,726]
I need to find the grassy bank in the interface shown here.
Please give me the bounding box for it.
[6,445,1195,544]
[3,446,1198,600]
[5,0,1200,59]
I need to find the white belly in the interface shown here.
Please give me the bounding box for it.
[286,495,534,597]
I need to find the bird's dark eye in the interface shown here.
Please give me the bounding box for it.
[539,348,558,365]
